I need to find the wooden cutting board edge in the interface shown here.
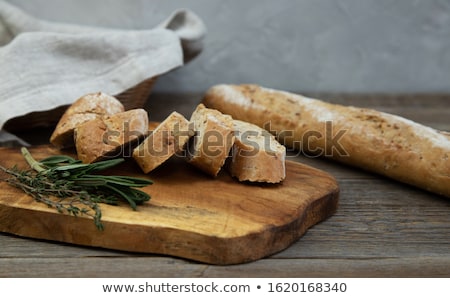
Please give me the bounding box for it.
[0,182,339,265]
[0,145,339,265]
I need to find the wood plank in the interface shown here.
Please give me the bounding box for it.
[202,258,450,277]
[147,92,450,122]
[0,257,206,278]
[2,175,447,262]
[1,256,448,278]
[11,93,450,146]
[1,92,449,277]
[0,232,134,258]
[0,145,339,265]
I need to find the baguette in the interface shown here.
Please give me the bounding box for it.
[187,104,235,177]
[230,120,286,183]
[203,84,450,198]
[50,92,124,148]
[133,112,192,173]
[74,109,148,163]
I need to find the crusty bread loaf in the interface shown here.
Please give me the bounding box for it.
[230,120,286,183]
[50,92,124,148]
[187,104,235,177]
[75,109,148,163]
[133,112,192,173]
[203,84,450,198]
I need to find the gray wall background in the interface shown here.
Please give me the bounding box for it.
[7,0,450,93]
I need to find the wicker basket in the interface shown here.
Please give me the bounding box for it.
[115,76,158,110]
[3,77,158,133]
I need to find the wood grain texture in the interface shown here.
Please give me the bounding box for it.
[1,93,449,277]
[0,145,339,265]
[2,256,449,278]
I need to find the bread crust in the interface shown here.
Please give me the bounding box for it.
[230,120,286,183]
[50,92,124,148]
[75,109,148,163]
[133,112,192,173]
[203,84,450,198]
[187,104,235,177]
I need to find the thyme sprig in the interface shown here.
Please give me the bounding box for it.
[0,147,153,230]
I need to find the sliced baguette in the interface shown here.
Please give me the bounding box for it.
[230,120,286,183]
[50,92,124,148]
[203,84,450,198]
[187,104,235,177]
[74,109,148,164]
[133,112,192,173]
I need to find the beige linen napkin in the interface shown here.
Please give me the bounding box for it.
[0,0,206,146]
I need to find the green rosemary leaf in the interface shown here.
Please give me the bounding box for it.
[109,176,154,187]
[40,155,80,167]
[92,196,119,205]
[87,158,125,172]
[127,188,152,202]
[0,148,153,230]
[81,174,153,187]
[52,163,94,172]
[72,177,109,186]
[103,184,138,210]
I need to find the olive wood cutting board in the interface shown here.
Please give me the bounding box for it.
[0,145,339,265]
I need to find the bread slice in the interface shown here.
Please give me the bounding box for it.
[50,92,124,148]
[75,109,148,163]
[230,120,286,183]
[133,112,192,173]
[187,104,235,177]
[203,84,450,198]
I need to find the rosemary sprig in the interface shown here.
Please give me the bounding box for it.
[0,147,153,230]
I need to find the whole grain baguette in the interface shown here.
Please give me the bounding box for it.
[50,92,124,148]
[187,104,235,177]
[75,109,148,163]
[133,111,192,173]
[203,84,450,198]
[230,120,286,183]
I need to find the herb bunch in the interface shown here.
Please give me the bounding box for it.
[0,147,153,230]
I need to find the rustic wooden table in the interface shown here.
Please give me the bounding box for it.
[1,92,449,277]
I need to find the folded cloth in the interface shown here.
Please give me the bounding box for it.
[0,0,206,145]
